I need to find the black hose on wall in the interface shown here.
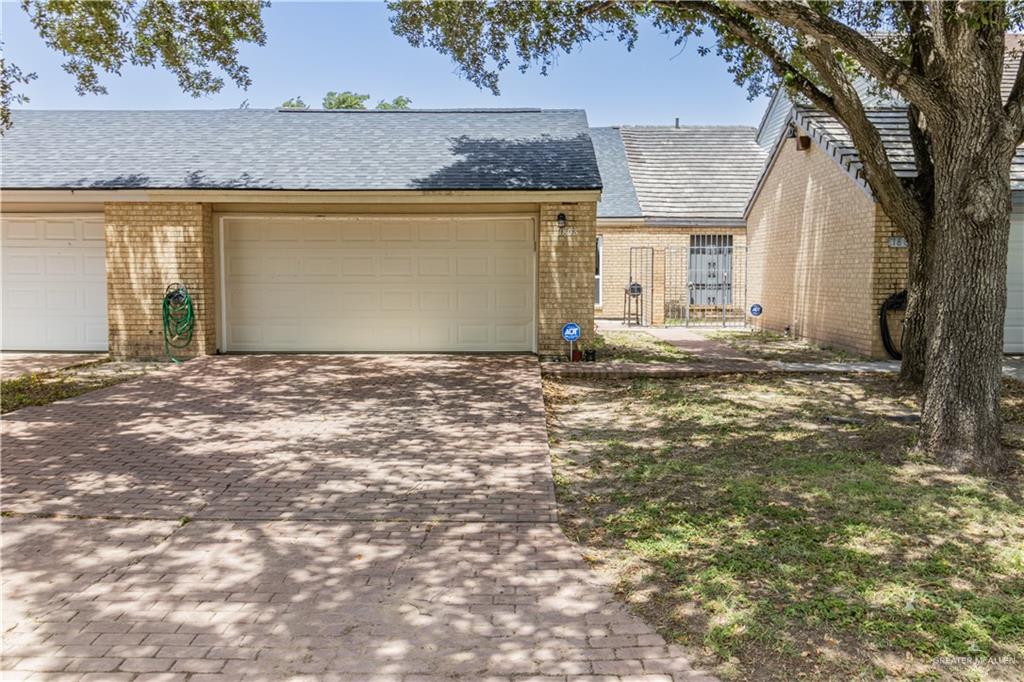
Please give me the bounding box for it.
[880,289,908,360]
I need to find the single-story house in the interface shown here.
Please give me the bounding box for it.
[745,89,1024,357]
[590,125,767,325]
[0,108,602,357]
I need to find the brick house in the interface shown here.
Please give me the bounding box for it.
[0,108,601,357]
[591,125,767,326]
[745,93,1024,357]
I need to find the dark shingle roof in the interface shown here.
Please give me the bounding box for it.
[793,107,1024,190]
[619,126,768,225]
[1,108,602,192]
[589,127,642,218]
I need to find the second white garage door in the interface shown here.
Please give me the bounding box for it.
[221,215,536,352]
[1,214,108,351]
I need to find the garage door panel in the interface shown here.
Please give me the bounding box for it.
[336,256,372,276]
[82,221,105,241]
[456,256,490,276]
[420,291,452,311]
[381,291,416,311]
[495,323,531,345]
[417,222,452,241]
[379,221,413,242]
[45,289,78,312]
[2,215,108,351]
[457,290,491,313]
[418,256,451,276]
[223,215,535,352]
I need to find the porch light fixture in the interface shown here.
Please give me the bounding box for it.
[557,213,567,228]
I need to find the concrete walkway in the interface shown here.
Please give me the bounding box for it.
[1,352,107,381]
[593,321,1023,380]
[2,355,712,681]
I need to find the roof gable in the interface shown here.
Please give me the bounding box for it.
[620,126,768,225]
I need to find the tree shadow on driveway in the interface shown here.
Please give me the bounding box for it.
[1,355,710,678]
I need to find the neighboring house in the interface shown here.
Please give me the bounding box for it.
[746,90,1024,356]
[591,125,767,325]
[0,108,601,357]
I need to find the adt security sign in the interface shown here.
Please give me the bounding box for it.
[562,322,581,342]
[750,304,763,317]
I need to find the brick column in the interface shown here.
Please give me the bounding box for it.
[652,247,666,326]
[537,202,597,356]
[104,202,216,359]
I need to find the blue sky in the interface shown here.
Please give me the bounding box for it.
[1,0,770,127]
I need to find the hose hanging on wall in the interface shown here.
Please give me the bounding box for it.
[162,283,194,363]
[879,289,908,360]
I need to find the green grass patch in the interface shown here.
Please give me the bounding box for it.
[544,374,1024,680]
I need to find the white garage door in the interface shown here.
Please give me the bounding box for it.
[1007,205,1024,353]
[221,215,536,352]
[1,214,108,351]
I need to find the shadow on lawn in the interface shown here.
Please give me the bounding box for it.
[546,374,1024,681]
[1,356,674,677]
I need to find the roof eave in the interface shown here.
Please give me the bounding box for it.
[0,187,603,205]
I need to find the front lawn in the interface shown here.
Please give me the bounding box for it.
[706,329,858,363]
[590,330,695,364]
[545,374,1024,681]
[1,361,160,414]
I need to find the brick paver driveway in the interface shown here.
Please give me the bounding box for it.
[2,355,711,681]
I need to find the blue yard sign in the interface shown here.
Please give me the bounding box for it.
[561,322,581,342]
[750,304,763,317]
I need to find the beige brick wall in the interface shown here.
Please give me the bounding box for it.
[105,202,216,359]
[538,202,597,355]
[595,226,746,322]
[746,131,882,357]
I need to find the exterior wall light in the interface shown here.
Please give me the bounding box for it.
[557,213,567,228]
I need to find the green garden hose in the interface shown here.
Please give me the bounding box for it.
[162,283,194,362]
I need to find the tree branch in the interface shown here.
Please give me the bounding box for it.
[803,39,927,241]
[663,0,839,117]
[1004,37,1024,142]
[730,0,943,113]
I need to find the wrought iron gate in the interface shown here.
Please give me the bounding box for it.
[665,235,747,326]
[626,246,654,326]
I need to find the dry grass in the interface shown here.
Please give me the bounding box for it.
[1,361,162,414]
[706,329,860,363]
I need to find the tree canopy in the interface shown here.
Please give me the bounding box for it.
[280,91,413,110]
[389,0,1024,472]
[2,0,268,129]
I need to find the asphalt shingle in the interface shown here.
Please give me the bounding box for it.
[588,127,643,219]
[0,108,602,192]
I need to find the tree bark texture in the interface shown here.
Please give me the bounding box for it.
[918,99,1015,473]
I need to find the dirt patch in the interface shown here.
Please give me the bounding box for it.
[706,329,860,363]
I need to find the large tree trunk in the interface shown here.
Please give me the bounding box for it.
[918,116,1013,473]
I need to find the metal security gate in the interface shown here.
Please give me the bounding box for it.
[625,246,654,326]
[666,235,747,326]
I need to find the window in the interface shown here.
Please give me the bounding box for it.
[595,235,603,306]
